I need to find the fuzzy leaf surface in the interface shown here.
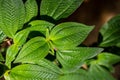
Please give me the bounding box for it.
[40,0,84,20]
[14,37,49,63]
[0,0,25,38]
[50,22,94,49]
[100,15,120,47]
[96,53,120,71]
[5,44,20,68]
[29,20,54,35]
[59,69,90,80]
[13,29,30,47]
[7,63,61,80]
[88,64,115,80]
[25,0,38,23]
[26,59,62,75]
[57,47,103,71]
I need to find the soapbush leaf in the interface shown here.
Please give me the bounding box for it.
[40,0,84,20]
[14,37,49,63]
[29,20,55,35]
[7,63,61,80]
[89,64,115,80]
[0,0,25,38]
[25,0,38,23]
[96,53,120,70]
[50,22,94,49]
[59,69,90,80]
[100,15,120,47]
[5,44,20,68]
[13,29,30,47]
[57,47,103,71]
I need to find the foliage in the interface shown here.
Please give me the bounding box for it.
[100,15,120,47]
[0,0,120,80]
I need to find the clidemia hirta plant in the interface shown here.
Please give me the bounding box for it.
[0,0,120,80]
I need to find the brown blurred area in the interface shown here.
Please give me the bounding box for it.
[65,0,120,46]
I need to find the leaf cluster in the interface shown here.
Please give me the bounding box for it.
[0,0,120,80]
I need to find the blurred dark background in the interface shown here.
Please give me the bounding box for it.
[65,0,120,46]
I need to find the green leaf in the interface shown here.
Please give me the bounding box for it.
[13,28,30,47]
[96,53,120,70]
[50,22,94,49]
[29,20,55,35]
[0,29,6,43]
[40,0,84,20]
[7,63,61,80]
[0,53,4,61]
[0,0,25,38]
[25,0,38,23]
[100,15,120,47]
[57,47,103,71]
[14,37,49,63]
[59,69,89,80]
[25,59,62,75]
[5,44,20,68]
[89,64,115,80]
[6,29,30,68]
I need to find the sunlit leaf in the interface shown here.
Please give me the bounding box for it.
[50,22,94,49]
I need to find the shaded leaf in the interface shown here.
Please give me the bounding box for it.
[29,20,55,35]
[0,53,4,61]
[13,28,30,47]
[7,64,61,80]
[40,0,84,20]
[50,22,94,49]
[14,37,49,63]
[100,15,120,47]
[59,69,89,80]
[89,64,115,80]
[0,29,6,43]
[25,0,38,23]
[0,0,25,38]
[96,53,120,71]
[0,63,8,78]
[5,44,20,68]
[57,47,103,72]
